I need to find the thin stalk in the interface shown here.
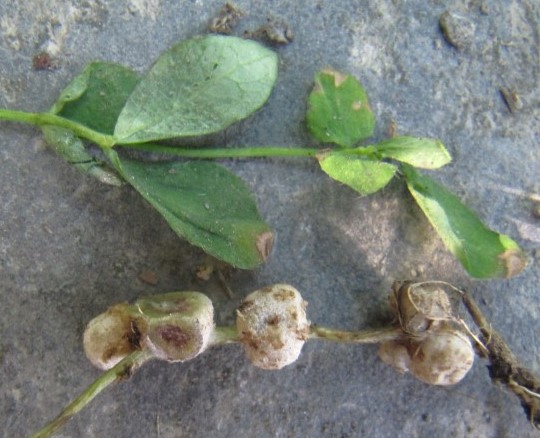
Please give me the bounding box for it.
[1,108,379,161]
[309,325,403,343]
[29,350,152,438]
[209,326,240,346]
[0,109,116,148]
[119,143,378,160]
[121,143,321,158]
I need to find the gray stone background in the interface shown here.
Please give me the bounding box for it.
[1,0,539,437]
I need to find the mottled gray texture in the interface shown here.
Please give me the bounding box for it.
[1,0,539,437]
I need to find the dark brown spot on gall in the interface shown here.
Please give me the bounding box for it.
[269,336,285,349]
[127,320,142,350]
[241,331,260,350]
[296,329,309,341]
[158,325,192,349]
[272,290,295,301]
[266,315,281,325]
[238,300,254,313]
[102,346,118,362]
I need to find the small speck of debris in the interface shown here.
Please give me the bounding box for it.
[196,263,214,281]
[500,87,523,113]
[208,2,245,34]
[32,52,58,71]
[439,11,475,49]
[533,203,540,219]
[387,119,397,138]
[262,18,294,44]
[479,2,490,15]
[245,17,294,45]
[138,270,159,285]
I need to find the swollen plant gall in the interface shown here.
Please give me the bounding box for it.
[378,340,411,374]
[409,327,475,386]
[378,325,475,386]
[382,281,475,385]
[83,303,144,370]
[135,292,214,362]
[236,284,310,370]
[391,281,453,335]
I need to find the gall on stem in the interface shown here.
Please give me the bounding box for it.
[379,281,475,386]
[34,281,480,438]
[236,284,310,370]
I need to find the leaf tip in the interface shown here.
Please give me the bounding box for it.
[256,231,274,262]
[321,68,348,87]
[498,248,528,278]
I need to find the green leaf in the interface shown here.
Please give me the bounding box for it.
[42,126,122,186]
[43,62,138,185]
[105,150,273,269]
[114,35,278,143]
[50,68,91,114]
[402,165,527,279]
[52,62,141,134]
[375,136,452,169]
[306,69,375,147]
[318,151,397,196]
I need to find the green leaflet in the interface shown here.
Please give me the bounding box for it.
[106,149,273,269]
[52,62,141,134]
[306,69,375,147]
[374,136,452,169]
[403,165,527,279]
[318,151,397,196]
[114,35,278,143]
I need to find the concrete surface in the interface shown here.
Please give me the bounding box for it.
[1,0,539,437]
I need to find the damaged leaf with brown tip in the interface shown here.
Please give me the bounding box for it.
[106,149,273,269]
[306,69,375,147]
[403,164,528,279]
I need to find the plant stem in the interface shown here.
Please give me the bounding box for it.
[210,325,405,347]
[120,143,378,160]
[0,109,116,148]
[0,108,379,161]
[28,350,152,438]
[309,325,403,343]
[210,326,240,345]
[461,291,540,429]
[122,143,321,158]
